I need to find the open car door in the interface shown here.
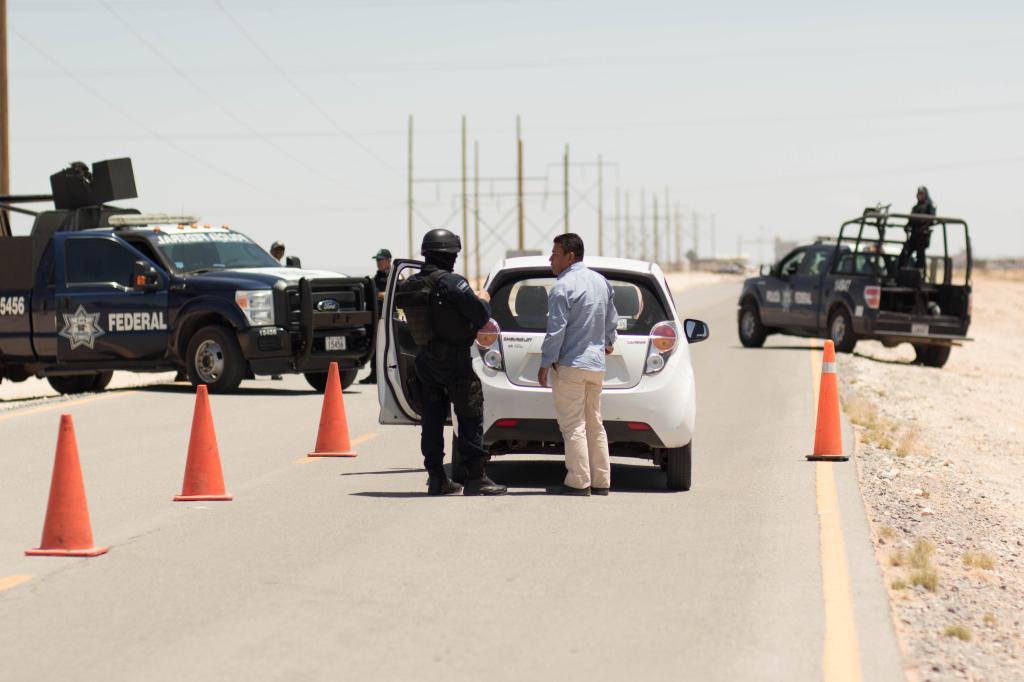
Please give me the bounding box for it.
[377,258,425,425]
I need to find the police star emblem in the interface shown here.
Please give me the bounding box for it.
[59,305,106,350]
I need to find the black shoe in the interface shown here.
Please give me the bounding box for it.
[591,487,610,496]
[463,475,507,496]
[271,375,283,381]
[546,484,591,496]
[359,374,377,385]
[427,470,463,496]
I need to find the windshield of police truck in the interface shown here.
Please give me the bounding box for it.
[148,231,280,273]
[489,272,670,334]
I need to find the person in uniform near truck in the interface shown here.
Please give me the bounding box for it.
[360,248,392,385]
[401,229,506,496]
[269,241,286,263]
[899,186,936,270]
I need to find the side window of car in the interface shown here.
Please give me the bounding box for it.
[779,250,806,277]
[65,238,137,288]
[802,251,830,276]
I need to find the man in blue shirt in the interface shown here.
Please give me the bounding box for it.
[538,233,618,496]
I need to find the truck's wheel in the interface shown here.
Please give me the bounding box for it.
[47,374,102,395]
[828,307,857,353]
[914,344,951,368]
[304,369,358,393]
[92,371,114,391]
[186,326,245,394]
[665,442,692,491]
[738,301,767,348]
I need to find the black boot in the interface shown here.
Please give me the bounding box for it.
[463,474,507,496]
[427,470,462,496]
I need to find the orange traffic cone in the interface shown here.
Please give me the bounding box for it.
[174,385,233,501]
[26,415,109,557]
[807,340,848,461]
[308,362,357,457]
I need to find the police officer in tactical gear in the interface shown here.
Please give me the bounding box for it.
[360,248,392,385]
[899,186,937,270]
[410,228,507,496]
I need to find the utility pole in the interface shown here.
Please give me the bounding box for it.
[473,140,480,285]
[625,192,632,259]
[403,114,411,258]
[0,0,8,236]
[663,187,670,270]
[516,115,524,251]
[461,115,468,276]
[674,203,682,270]
[652,194,659,266]
[710,213,717,260]
[615,186,621,258]
[597,155,603,256]
[640,188,647,261]
[562,144,569,233]
[692,210,700,263]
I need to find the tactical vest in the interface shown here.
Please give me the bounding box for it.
[395,270,476,346]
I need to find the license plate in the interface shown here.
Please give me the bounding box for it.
[325,336,347,351]
[911,323,929,336]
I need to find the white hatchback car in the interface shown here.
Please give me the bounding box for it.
[377,256,708,490]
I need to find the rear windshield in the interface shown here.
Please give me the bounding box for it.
[489,271,670,334]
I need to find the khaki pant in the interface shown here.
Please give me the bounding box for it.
[551,366,610,489]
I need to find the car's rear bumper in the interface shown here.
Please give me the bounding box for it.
[475,351,696,450]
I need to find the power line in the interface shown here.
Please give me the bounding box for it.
[97,0,392,203]
[12,28,294,201]
[213,0,402,177]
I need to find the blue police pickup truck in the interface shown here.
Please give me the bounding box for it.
[737,207,972,368]
[0,159,375,394]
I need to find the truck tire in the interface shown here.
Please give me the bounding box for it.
[665,443,692,491]
[304,369,358,393]
[828,307,857,353]
[92,371,114,391]
[738,301,767,348]
[47,374,103,395]
[186,325,245,394]
[914,344,951,368]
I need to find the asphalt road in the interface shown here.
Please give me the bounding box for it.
[0,281,903,682]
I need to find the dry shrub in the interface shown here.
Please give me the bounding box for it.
[909,539,935,570]
[983,613,997,626]
[878,526,897,542]
[844,395,880,429]
[890,578,908,590]
[911,569,939,591]
[889,550,906,567]
[943,624,972,641]
[962,551,995,570]
[895,427,921,458]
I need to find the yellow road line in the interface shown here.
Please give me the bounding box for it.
[295,432,379,463]
[0,575,33,593]
[0,390,138,423]
[809,343,863,682]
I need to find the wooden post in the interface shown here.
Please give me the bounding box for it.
[516,116,524,251]
[474,140,481,285]
[461,115,468,276]
[407,114,414,258]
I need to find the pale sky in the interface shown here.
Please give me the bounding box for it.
[7,0,1024,276]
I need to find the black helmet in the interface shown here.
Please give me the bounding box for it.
[420,228,461,255]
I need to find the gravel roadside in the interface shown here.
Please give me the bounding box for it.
[839,272,1024,681]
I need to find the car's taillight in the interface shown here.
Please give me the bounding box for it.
[476,319,499,349]
[650,321,677,353]
[475,318,503,370]
[644,321,677,375]
[864,285,881,309]
[495,418,519,428]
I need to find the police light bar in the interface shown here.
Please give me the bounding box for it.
[108,213,201,227]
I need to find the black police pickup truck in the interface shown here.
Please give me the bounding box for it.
[737,207,972,368]
[0,159,375,394]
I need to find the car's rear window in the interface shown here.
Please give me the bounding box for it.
[489,271,670,334]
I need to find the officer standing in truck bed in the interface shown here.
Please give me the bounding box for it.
[400,229,506,496]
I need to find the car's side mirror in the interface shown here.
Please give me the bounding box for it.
[132,260,161,292]
[759,264,774,277]
[285,255,302,268]
[684,318,709,343]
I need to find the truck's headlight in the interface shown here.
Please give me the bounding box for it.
[235,290,275,326]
